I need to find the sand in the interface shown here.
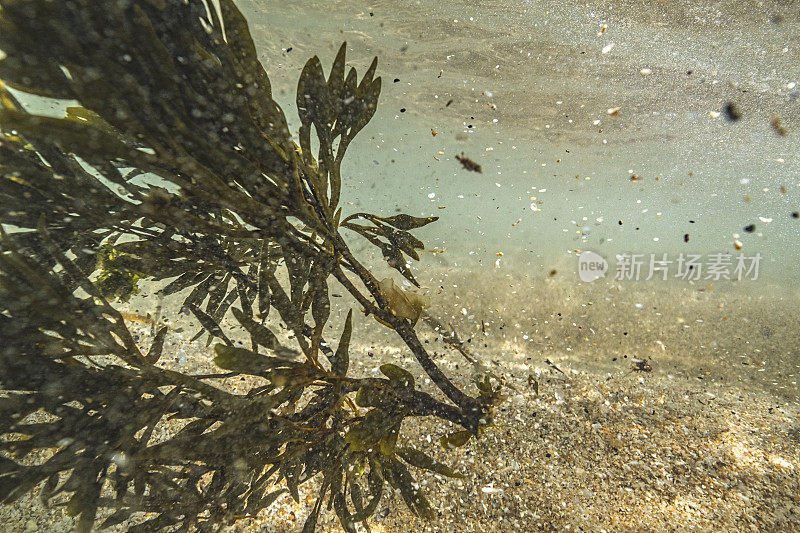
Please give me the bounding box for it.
[4,266,798,532]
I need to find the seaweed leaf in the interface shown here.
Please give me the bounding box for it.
[396,446,465,478]
[380,363,415,390]
[146,326,168,364]
[331,309,352,376]
[213,344,301,375]
[440,430,474,450]
[384,456,435,520]
[186,303,232,346]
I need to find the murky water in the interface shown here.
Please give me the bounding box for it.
[1,1,799,530]
[230,0,800,398]
[242,0,800,285]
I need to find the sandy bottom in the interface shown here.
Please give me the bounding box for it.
[4,268,799,531]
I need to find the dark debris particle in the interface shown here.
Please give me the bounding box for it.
[771,114,788,136]
[792,212,799,219]
[400,108,405,113]
[285,47,292,52]
[744,224,756,233]
[393,78,399,83]
[683,233,690,242]
[723,102,741,121]
[455,152,482,173]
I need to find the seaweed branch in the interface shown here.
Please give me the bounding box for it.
[0,1,501,530]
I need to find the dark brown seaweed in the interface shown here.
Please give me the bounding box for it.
[0,1,500,531]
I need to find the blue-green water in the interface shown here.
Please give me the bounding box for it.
[241,0,800,286]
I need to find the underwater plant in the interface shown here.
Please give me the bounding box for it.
[0,1,500,531]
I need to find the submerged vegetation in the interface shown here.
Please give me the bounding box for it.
[0,0,500,531]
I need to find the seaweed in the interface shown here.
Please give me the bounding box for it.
[0,1,502,531]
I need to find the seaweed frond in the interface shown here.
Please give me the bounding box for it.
[0,1,499,530]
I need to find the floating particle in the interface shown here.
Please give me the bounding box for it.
[758,216,773,223]
[427,192,436,199]
[455,152,482,173]
[602,43,615,54]
[734,240,743,250]
[445,99,454,107]
[640,68,652,75]
[438,69,443,78]
[431,128,437,136]
[723,102,741,121]
[684,233,690,242]
[606,107,620,116]
[630,174,641,182]
[549,269,558,277]
[780,185,787,194]
[771,114,788,136]
[744,224,756,233]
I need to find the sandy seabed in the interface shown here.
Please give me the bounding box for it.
[3,268,799,532]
